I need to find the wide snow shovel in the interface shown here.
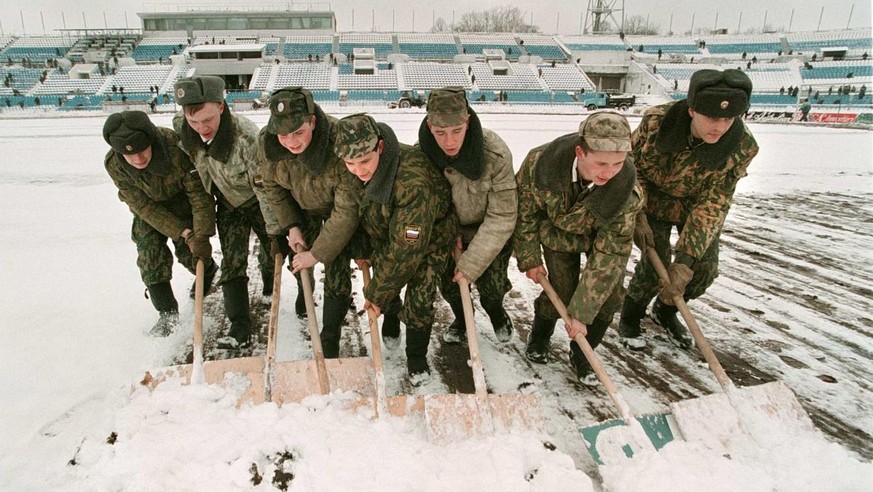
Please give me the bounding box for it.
[424,275,544,444]
[539,274,678,466]
[139,254,374,405]
[646,248,815,452]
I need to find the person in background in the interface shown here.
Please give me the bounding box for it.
[618,69,758,351]
[416,87,517,344]
[514,112,642,384]
[173,75,272,350]
[102,111,217,336]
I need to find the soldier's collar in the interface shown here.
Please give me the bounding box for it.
[416,107,484,180]
[656,99,745,169]
[364,123,400,204]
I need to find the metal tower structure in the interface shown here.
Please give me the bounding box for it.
[583,0,624,35]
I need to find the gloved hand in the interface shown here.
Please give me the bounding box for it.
[633,212,654,251]
[270,235,291,258]
[186,235,212,261]
[658,262,693,305]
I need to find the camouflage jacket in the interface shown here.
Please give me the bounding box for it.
[417,110,517,282]
[104,126,215,240]
[173,109,261,210]
[514,133,643,324]
[356,123,455,308]
[255,106,362,263]
[632,100,758,262]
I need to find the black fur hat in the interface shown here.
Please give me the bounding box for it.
[102,110,155,154]
[687,69,752,118]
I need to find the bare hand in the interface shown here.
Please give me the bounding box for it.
[288,227,307,253]
[452,267,471,284]
[290,250,318,274]
[363,299,381,318]
[525,265,547,284]
[566,318,588,339]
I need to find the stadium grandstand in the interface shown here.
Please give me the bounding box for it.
[0,5,870,123]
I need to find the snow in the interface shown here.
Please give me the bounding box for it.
[0,111,871,491]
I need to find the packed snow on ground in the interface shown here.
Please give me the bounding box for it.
[0,111,871,491]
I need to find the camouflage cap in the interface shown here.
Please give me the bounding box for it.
[266,87,315,134]
[102,110,156,154]
[579,111,632,152]
[173,75,225,106]
[334,113,382,160]
[426,87,469,127]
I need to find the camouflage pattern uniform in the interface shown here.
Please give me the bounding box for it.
[105,126,215,286]
[625,100,759,304]
[335,114,455,377]
[514,134,643,326]
[173,109,272,286]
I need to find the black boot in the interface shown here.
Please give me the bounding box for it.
[651,298,694,349]
[525,314,556,364]
[381,311,401,350]
[441,299,467,344]
[568,317,610,385]
[405,327,432,385]
[189,259,218,299]
[217,278,253,350]
[481,297,513,342]
[320,297,346,359]
[261,268,274,298]
[618,296,649,351]
[147,282,179,337]
[294,270,314,319]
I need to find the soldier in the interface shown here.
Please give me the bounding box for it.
[514,112,642,384]
[618,69,758,351]
[173,75,272,350]
[415,87,517,344]
[255,87,363,358]
[334,113,455,384]
[102,111,217,336]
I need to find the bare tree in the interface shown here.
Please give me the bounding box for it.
[431,17,450,32]
[449,6,540,33]
[622,15,660,35]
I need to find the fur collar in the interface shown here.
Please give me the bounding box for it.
[178,106,236,163]
[261,105,333,175]
[417,107,485,180]
[118,132,172,179]
[655,99,745,170]
[364,123,400,205]
[535,132,637,222]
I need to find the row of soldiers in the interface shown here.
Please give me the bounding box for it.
[103,68,758,385]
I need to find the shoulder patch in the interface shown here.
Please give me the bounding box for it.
[404,225,422,245]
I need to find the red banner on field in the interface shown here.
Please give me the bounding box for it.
[810,113,858,123]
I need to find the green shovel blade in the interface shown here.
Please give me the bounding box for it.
[580,413,677,465]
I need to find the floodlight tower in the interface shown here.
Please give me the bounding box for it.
[583,0,624,34]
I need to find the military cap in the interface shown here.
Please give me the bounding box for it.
[426,87,469,127]
[266,87,315,134]
[173,75,225,106]
[687,69,752,118]
[334,113,382,160]
[579,111,632,152]
[102,110,156,154]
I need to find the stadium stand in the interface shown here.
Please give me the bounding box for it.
[338,33,394,60]
[132,36,187,62]
[282,35,334,60]
[516,35,566,60]
[108,65,173,93]
[625,36,699,55]
[1,36,71,62]
[562,35,626,52]
[401,62,470,90]
[397,33,458,60]
[459,34,521,60]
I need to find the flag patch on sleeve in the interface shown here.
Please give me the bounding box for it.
[404,225,422,244]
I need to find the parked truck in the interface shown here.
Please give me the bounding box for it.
[580,91,636,111]
[388,90,427,109]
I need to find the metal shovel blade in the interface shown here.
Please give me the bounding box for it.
[580,412,679,465]
[424,393,545,444]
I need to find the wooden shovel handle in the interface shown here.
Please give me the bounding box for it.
[538,274,635,423]
[645,248,734,390]
[264,253,284,402]
[191,259,205,384]
[457,276,490,399]
[299,265,330,395]
[361,267,389,417]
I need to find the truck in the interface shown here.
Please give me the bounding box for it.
[580,91,636,111]
[388,90,427,109]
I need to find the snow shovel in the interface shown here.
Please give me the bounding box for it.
[645,248,815,452]
[139,254,374,406]
[539,273,678,466]
[424,273,544,444]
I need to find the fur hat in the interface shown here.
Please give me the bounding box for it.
[266,87,315,134]
[102,110,155,154]
[173,76,225,106]
[687,69,752,118]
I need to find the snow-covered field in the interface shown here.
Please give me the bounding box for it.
[0,111,871,491]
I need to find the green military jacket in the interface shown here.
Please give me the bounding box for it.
[417,110,517,282]
[104,126,215,239]
[173,108,261,210]
[255,106,362,263]
[632,100,758,262]
[514,132,642,324]
[357,123,455,309]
